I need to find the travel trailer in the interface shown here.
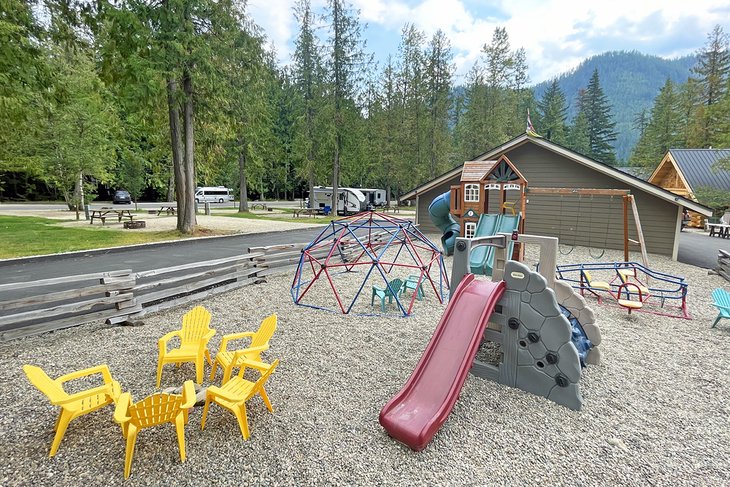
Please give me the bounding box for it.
[308,186,367,215]
[359,188,387,207]
[194,186,234,203]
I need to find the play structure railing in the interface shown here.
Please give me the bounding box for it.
[556,261,689,319]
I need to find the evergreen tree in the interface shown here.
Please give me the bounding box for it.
[424,29,454,178]
[578,69,617,163]
[537,80,568,144]
[323,0,368,212]
[630,79,682,166]
[567,108,591,156]
[691,25,730,146]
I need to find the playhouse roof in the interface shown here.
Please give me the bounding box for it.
[461,161,496,182]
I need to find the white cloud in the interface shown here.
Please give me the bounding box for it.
[246,0,730,82]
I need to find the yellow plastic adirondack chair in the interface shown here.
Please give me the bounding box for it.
[201,359,279,440]
[157,306,216,387]
[23,364,122,457]
[209,314,277,384]
[113,380,196,479]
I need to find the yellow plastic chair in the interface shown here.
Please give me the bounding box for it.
[157,306,216,387]
[23,364,122,457]
[201,359,279,440]
[113,380,196,479]
[209,314,277,384]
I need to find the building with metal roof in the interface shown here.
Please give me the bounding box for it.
[648,149,730,200]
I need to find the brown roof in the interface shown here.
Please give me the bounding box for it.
[461,160,496,182]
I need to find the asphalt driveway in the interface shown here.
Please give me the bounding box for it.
[677,230,730,270]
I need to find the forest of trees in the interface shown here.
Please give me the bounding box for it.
[1,0,727,232]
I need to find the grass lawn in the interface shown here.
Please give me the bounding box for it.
[214,209,330,224]
[0,215,187,259]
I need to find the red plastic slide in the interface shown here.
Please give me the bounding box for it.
[379,274,505,451]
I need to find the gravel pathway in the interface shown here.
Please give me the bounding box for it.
[1,240,728,486]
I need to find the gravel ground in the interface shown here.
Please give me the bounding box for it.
[1,239,729,486]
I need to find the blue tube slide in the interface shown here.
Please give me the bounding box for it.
[428,192,461,255]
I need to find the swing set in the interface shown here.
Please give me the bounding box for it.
[527,187,687,316]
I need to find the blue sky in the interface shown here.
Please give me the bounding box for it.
[245,0,730,84]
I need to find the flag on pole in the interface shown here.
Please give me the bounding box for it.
[526,108,541,137]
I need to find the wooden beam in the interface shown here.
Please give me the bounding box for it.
[527,188,630,196]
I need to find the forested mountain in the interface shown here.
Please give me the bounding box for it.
[534,51,697,161]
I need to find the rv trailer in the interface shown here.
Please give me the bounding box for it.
[308,186,367,215]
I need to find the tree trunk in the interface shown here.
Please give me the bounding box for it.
[238,138,249,212]
[167,172,175,202]
[180,69,196,233]
[332,135,340,215]
[74,171,83,220]
[166,78,187,232]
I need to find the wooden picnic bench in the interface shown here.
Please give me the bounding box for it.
[90,207,134,225]
[293,208,317,218]
[250,203,268,211]
[708,223,730,238]
[157,205,177,216]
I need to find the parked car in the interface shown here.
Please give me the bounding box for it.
[113,190,132,204]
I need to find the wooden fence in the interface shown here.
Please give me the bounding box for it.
[717,249,730,282]
[0,231,392,341]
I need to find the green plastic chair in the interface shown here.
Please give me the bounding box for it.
[401,275,425,300]
[371,278,404,312]
[711,288,730,328]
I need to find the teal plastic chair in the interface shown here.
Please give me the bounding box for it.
[371,279,404,312]
[401,275,425,300]
[711,288,730,328]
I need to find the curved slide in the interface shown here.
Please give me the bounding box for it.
[379,274,506,451]
[428,192,461,255]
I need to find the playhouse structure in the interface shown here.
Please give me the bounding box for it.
[291,211,449,316]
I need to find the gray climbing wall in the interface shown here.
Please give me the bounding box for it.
[553,280,602,365]
[471,261,583,410]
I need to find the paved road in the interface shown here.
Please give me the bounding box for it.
[0,200,303,211]
[0,228,324,285]
[677,230,730,270]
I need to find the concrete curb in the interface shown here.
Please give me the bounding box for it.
[0,228,317,268]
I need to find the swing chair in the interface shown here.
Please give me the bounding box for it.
[587,195,612,260]
[558,195,580,256]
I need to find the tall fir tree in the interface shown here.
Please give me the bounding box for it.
[578,69,617,164]
[630,79,682,166]
[537,79,568,144]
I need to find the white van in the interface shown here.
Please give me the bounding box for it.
[194,186,234,203]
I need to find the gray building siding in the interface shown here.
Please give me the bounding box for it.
[414,143,678,256]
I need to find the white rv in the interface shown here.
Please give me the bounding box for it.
[308,186,366,215]
[359,188,387,207]
[194,186,234,203]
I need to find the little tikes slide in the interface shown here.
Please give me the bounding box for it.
[469,213,521,276]
[379,274,506,451]
[428,192,461,255]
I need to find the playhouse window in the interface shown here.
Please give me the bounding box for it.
[464,184,480,202]
[465,222,476,239]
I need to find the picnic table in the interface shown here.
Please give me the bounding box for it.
[708,223,730,238]
[90,207,135,225]
[293,208,317,218]
[250,203,268,211]
[382,206,400,213]
[157,205,177,216]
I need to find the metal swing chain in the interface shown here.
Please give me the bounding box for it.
[589,194,606,259]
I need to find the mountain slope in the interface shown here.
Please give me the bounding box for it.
[534,51,697,162]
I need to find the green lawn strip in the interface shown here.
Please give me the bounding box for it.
[0,215,186,259]
[213,210,329,224]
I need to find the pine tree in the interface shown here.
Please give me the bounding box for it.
[537,80,568,144]
[579,69,617,164]
[630,79,682,166]
[424,29,454,179]
[567,107,591,156]
[691,25,730,146]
